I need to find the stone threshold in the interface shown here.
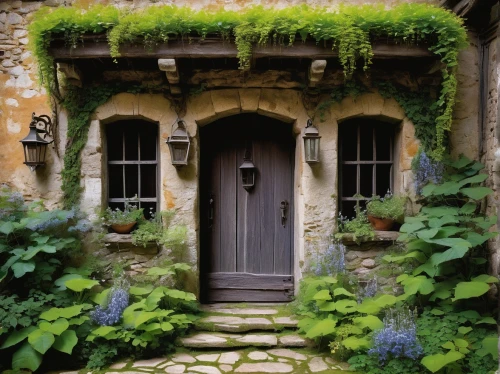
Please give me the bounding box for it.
[179,332,310,349]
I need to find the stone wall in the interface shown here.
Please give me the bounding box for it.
[0,1,63,208]
[481,31,500,279]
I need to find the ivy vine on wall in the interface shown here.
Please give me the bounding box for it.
[27,3,468,207]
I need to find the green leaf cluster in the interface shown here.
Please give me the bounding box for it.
[366,195,406,220]
[29,3,467,163]
[86,285,197,350]
[0,304,90,372]
[294,276,397,359]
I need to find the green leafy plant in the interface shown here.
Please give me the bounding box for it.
[131,210,187,254]
[86,285,197,351]
[99,197,143,226]
[366,194,406,220]
[336,197,375,244]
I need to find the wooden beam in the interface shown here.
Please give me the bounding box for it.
[49,38,433,60]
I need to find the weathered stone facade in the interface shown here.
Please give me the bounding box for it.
[0,0,495,298]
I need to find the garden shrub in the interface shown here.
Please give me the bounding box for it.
[0,187,198,372]
[295,155,498,373]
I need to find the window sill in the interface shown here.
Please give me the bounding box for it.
[339,230,399,245]
[103,233,159,255]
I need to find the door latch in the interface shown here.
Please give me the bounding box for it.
[280,200,288,228]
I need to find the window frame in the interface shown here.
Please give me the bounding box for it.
[106,120,160,213]
[339,120,395,214]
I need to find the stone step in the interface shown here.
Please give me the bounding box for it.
[195,315,298,332]
[179,332,311,349]
[200,304,284,316]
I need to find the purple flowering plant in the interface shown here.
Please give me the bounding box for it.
[309,238,346,277]
[91,277,130,326]
[368,307,423,363]
[412,150,445,195]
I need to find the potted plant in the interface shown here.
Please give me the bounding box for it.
[100,199,144,234]
[366,192,406,231]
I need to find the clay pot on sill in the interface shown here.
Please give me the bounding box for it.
[110,222,136,234]
[367,215,394,231]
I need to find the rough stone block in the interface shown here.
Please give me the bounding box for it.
[381,97,405,121]
[189,365,221,374]
[359,93,384,116]
[235,362,293,373]
[7,12,22,25]
[211,89,241,117]
[257,89,299,122]
[239,88,261,112]
[94,100,117,122]
[112,93,139,117]
[189,91,217,125]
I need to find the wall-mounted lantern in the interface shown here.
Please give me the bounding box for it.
[239,154,256,191]
[20,113,53,172]
[303,119,321,164]
[166,119,190,167]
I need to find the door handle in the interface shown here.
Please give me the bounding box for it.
[280,200,288,228]
[209,194,214,228]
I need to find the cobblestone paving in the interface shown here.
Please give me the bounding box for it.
[98,348,349,373]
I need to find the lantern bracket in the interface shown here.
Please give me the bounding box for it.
[31,112,54,144]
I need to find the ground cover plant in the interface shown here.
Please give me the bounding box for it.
[0,186,198,372]
[296,156,498,373]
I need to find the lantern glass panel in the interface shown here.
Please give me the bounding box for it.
[305,138,320,162]
[241,169,254,186]
[172,144,188,163]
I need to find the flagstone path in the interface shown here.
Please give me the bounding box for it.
[54,304,351,374]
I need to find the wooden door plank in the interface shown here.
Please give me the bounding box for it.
[273,139,294,274]
[236,145,247,273]
[220,146,237,272]
[259,140,275,274]
[207,272,293,290]
[245,142,261,273]
[210,149,222,272]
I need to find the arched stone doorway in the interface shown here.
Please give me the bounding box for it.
[199,114,295,302]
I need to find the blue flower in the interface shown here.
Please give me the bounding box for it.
[368,307,423,363]
[90,287,129,326]
[414,151,444,194]
[310,239,346,276]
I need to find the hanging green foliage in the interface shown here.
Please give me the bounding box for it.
[27,3,468,207]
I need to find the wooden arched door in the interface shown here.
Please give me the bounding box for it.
[200,114,295,302]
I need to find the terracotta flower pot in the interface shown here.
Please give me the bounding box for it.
[367,215,394,231]
[110,222,136,234]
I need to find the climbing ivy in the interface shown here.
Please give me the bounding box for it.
[27,3,468,207]
[60,84,162,208]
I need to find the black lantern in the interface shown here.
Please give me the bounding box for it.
[239,155,256,191]
[20,113,53,172]
[166,119,190,167]
[303,119,321,164]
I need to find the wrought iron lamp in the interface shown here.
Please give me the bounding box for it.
[20,113,53,172]
[166,119,190,167]
[303,119,321,164]
[239,151,256,191]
